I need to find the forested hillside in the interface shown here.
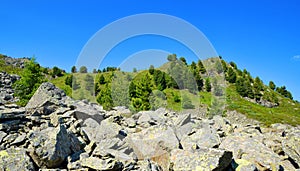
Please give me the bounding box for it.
[1,53,299,125]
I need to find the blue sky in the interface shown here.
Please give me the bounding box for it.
[0,1,299,100]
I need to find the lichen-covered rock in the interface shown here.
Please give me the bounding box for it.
[26,82,68,110]
[220,134,282,170]
[0,147,35,170]
[81,157,123,170]
[180,125,221,150]
[127,125,179,160]
[282,128,300,167]
[170,148,232,170]
[28,124,81,168]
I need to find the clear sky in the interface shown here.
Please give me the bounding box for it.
[0,0,299,100]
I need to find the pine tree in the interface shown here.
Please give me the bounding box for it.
[197,60,206,74]
[96,84,113,110]
[131,73,154,111]
[253,77,263,100]
[149,65,155,75]
[269,81,276,90]
[71,66,77,73]
[65,75,73,87]
[221,60,228,72]
[79,66,88,73]
[226,67,237,83]
[205,78,212,92]
[13,58,46,106]
[99,74,105,84]
[182,95,195,109]
[179,57,187,65]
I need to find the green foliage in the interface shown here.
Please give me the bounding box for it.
[197,60,206,74]
[71,66,77,73]
[276,86,293,100]
[221,60,228,72]
[96,84,113,110]
[65,75,73,87]
[262,89,279,104]
[253,77,263,100]
[173,92,181,103]
[130,73,154,111]
[236,77,253,98]
[149,65,155,75]
[229,61,237,69]
[179,57,187,65]
[149,90,167,110]
[153,70,167,91]
[13,58,46,106]
[227,85,300,126]
[79,66,88,73]
[269,81,276,90]
[51,66,64,78]
[226,67,236,83]
[182,94,195,109]
[205,78,211,92]
[111,72,130,107]
[99,74,106,84]
[133,68,137,73]
[194,72,203,91]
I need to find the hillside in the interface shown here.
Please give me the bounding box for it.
[0,53,299,126]
[0,54,300,170]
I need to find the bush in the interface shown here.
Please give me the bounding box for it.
[13,58,46,106]
[182,95,195,109]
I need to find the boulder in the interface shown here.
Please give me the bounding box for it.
[26,82,68,110]
[73,100,104,124]
[170,148,232,170]
[127,125,179,160]
[220,134,282,170]
[282,128,300,167]
[28,124,81,168]
[0,147,35,170]
[180,125,221,150]
[81,157,123,170]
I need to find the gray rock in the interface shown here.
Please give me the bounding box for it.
[26,82,67,110]
[180,125,221,150]
[0,147,35,170]
[0,131,7,143]
[0,108,25,119]
[127,125,179,160]
[282,128,300,167]
[234,159,258,171]
[73,101,104,124]
[93,138,134,162]
[81,157,123,170]
[28,124,81,168]
[10,133,26,145]
[170,148,232,170]
[220,134,282,170]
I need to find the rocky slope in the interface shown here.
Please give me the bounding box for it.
[0,80,300,170]
[0,71,20,104]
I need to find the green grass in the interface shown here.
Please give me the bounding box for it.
[49,74,72,97]
[226,85,300,126]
